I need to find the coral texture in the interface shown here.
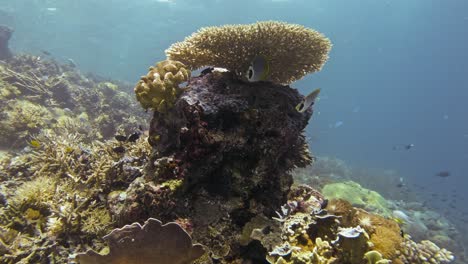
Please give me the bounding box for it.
[166,21,331,84]
[134,59,190,111]
[397,236,454,264]
[148,71,312,211]
[0,25,13,60]
[76,218,205,264]
[322,181,391,217]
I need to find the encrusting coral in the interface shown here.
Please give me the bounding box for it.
[166,21,331,84]
[134,59,190,111]
[76,218,205,264]
[322,181,392,217]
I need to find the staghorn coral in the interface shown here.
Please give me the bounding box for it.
[75,218,205,264]
[134,59,190,111]
[0,99,54,147]
[166,21,331,85]
[0,53,148,149]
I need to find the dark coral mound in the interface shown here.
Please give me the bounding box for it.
[0,25,12,60]
[150,71,313,213]
[107,71,314,260]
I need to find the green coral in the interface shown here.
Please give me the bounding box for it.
[134,59,190,112]
[322,181,391,217]
[364,250,391,264]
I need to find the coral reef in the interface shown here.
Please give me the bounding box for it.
[0,54,147,149]
[76,218,205,264]
[322,181,392,217]
[166,21,331,84]
[0,25,12,60]
[0,21,460,264]
[134,59,191,111]
[397,236,454,263]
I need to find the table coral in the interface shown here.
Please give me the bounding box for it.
[134,59,190,111]
[166,21,331,84]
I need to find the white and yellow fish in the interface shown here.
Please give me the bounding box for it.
[246,55,270,82]
[296,88,321,113]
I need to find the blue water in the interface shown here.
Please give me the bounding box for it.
[2,0,467,234]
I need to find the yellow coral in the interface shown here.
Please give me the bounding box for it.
[134,59,190,111]
[166,21,331,84]
[81,206,113,236]
[9,176,57,208]
[368,215,403,260]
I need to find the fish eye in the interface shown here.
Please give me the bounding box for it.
[298,103,304,110]
[247,67,254,79]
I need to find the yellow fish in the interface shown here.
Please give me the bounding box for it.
[246,55,270,82]
[30,140,41,148]
[296,88,321,113]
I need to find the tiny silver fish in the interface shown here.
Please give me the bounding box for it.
[296,88,321,113]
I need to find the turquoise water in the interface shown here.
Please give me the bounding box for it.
[1,0,467,261]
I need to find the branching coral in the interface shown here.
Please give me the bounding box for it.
[0,100,54,147]
[166,21,331,84]
[134,59,190,111]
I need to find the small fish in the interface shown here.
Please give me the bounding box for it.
[30,140,41,148]
[392,210,412,224]
[127,132,141,142]
[46,7,58,12]
[320,199,328,210]
[67,58,77,68]
[333,120,344,128]
[436,171,450,178]
[200,67,214,76]
[64,146,74,153]
[40,50,51,56]
[296,88,321,113]
[246,55,270,82]
[114,135,127,142]
[112,146,126,153]
[396,177,405,188]
[392,144,414,150]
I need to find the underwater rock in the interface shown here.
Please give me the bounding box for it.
[75,217,205,264]
[114,70,313,261]
[149,71,313,214]
[0,25,12,60]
